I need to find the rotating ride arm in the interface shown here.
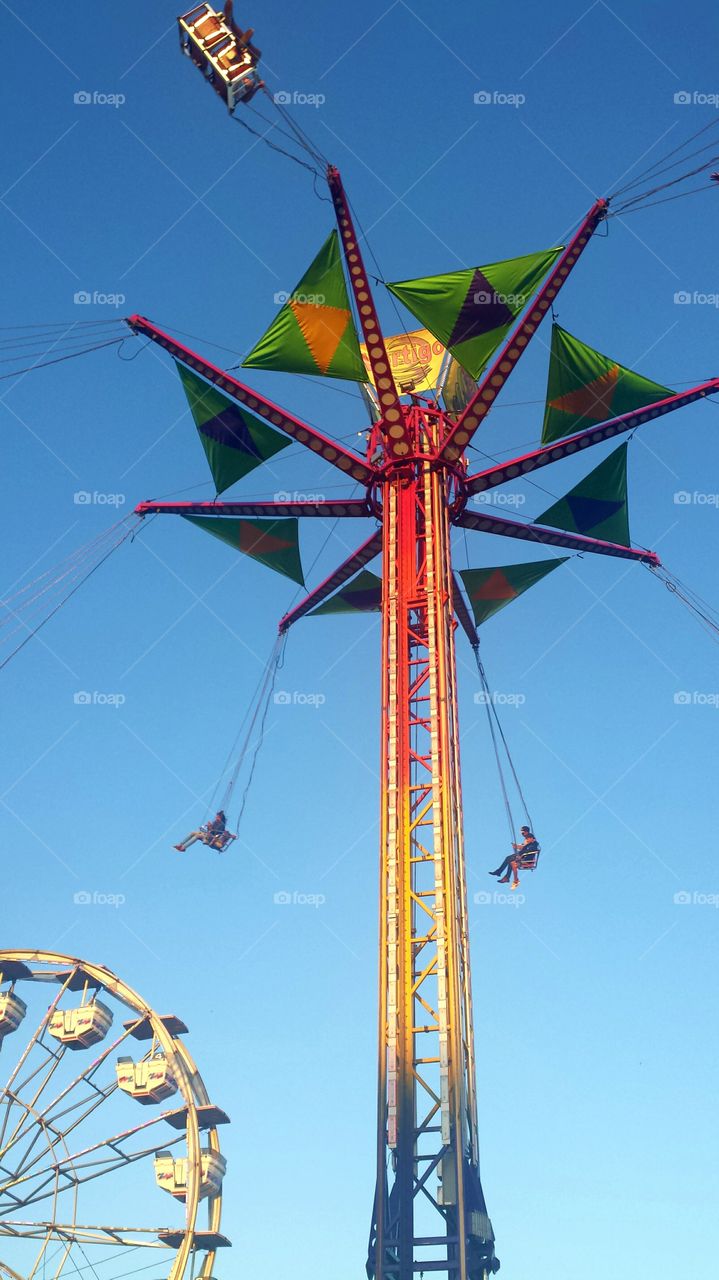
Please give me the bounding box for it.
[455,508,660,564]
[463,378,719,496]
[278,529,382,631]
[326,167,413,460]
[440,199,609,463]
[134,499,373,519]
[125,315,377,487]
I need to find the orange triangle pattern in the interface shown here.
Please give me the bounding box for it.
[475,569,519,601]
[238,523,292,556]
[289,300,351,375]
[549,364,620,422]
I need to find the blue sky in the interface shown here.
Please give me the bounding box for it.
[1,1,718,1276]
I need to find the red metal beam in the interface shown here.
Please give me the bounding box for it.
[463,379,719,495]
[452,573,479,649]
[134,498,372,519]
[326,167,413,461]
[279,529,382,631]
[440,199,609,464]
[125,314,377,487]
[456,508,659,564]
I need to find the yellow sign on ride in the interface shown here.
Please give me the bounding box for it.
[360,328,446,393]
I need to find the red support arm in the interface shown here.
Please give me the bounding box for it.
[452,573,479,649]
[133,498,373,519]
[440,199,609,464]
[464,379,719,496]
[326,166,413,461]
[455,508,659,565]
[125,315,377,487]
[279,529,382,631]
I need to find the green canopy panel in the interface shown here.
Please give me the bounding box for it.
[310,570,382,616]
[536,443,630,545]
[387,246,563,380]
[176,362,291,495]
[459,558,568,627]
[243,230,367,382]
[542,324,674,444]
[183,515,305,585]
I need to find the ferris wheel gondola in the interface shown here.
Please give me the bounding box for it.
[0,951,230,1280]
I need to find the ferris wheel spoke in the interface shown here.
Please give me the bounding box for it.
[10,1020,139,1158]
[0,1121,186,1211]
[0,971,78,1110]
[0,1223,180,1249]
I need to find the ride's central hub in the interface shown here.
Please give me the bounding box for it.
[367,404,469,519]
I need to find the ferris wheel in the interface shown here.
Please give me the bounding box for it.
[0,951,229,1280]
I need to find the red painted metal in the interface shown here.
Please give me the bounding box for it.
[440,199,609,463]
[452,574,479,649]
[326,167,413,461]
[463,379,719,496]
[125,315,378,487]
[134,499,372,519]
[455,508,660,564]
[278,529,382,631]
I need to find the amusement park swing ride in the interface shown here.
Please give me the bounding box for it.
[2,6,719,1279]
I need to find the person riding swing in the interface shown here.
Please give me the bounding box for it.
[174,809,228,853]
[489,826,540,890]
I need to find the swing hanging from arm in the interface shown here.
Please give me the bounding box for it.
[473,645,541,875]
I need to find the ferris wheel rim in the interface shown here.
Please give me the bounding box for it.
[0,950,227,1280]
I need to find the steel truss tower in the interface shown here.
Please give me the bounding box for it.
[127,163,717,1278]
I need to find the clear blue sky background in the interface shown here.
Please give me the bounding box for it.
[1,1,718,1276]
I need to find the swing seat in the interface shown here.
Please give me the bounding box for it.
[203,830,236,852]
[178,5,263,110]
[516,847,540,872]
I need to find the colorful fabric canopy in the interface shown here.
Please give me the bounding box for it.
[442,357,477,417]
[243,231,366,381]
[183,515,304,585]
[310,570,382,616]
[387,247,562,380]
[460,558,567,627]
[176,363,290,494]
[542,324,673,444]
[536,444,630,544]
